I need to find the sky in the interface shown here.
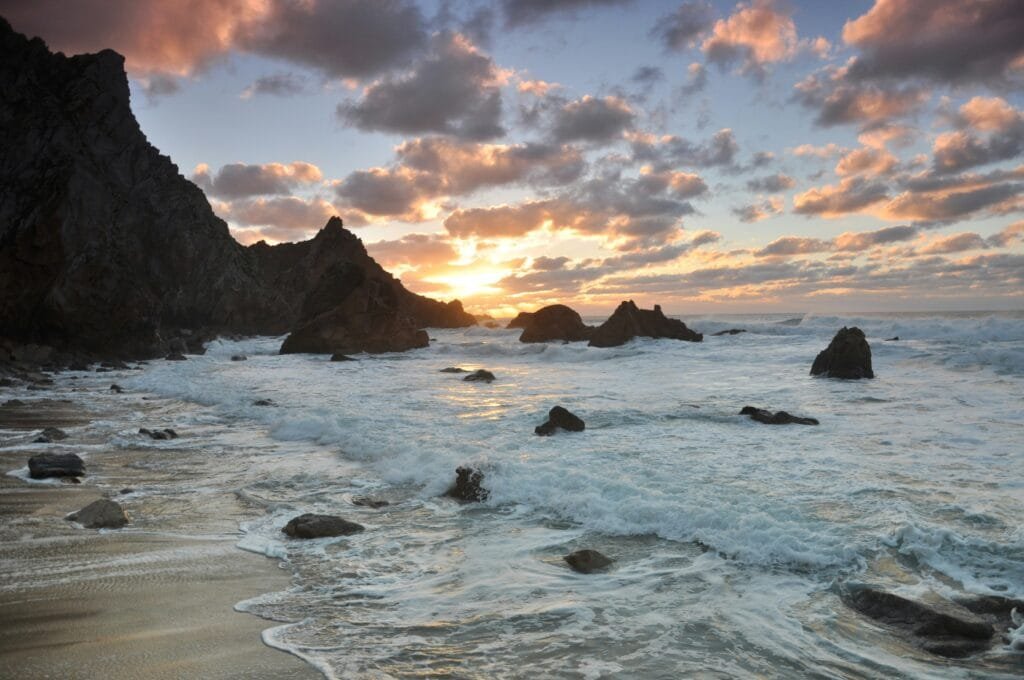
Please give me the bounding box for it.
[4,0,1024,315]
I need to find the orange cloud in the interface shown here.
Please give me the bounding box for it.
[701,0,797,75]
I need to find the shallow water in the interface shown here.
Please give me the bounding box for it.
[4,311,1024,678]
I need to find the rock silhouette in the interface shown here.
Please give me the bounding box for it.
[282,513,365,539]
[444,466,488,502]
[535,406,586,435]
[811,327,874,379]
[564,549,613,573]
[740,406,819,426]
[518,305,592,343]
[589,301,702,347]
[66,499,129,529]
[28,452,85,479]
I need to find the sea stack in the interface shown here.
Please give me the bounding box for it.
[519,305,592,343]
[810,327,874,379]
[589,301,702,347]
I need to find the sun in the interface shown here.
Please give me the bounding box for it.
[426,269,505,300]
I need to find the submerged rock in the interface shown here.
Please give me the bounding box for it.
[28,452,85,479]
[843,586,994,658]
[66,498,129,529]
[165,352,187,361]
[282,513,365,539]
[253,399,276,407]
[231,354,247,361]
[109,383,124,393]
[535,406,586,436]
[518,305,592,343]
[139,427,178,440]
[463,369,496,383]
[564,549,613,573]
[33,426,68,443]
[739,406,819,426]
[439,367,467,373]
[885,336,899,341]
[330,353,356,362]
[444,466,489,502]
[351,496,390,509]
[589,301,702,348]
[712,328,746,336]
[811,327,874,379]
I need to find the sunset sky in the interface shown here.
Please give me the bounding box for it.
[4,0,1024,315]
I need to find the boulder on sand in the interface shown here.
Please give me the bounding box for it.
[810,327,874,379]
[28,452,84,479]
[463,369,496,383]
[66,498,129,529]
[842,585,995,658]
[518,305,592,343]
[535,406,586,436]
[588,301,702,347]
[444,466,488,502]
[739,406,819,426]
[564,549,613,573]
[282,513,365,539]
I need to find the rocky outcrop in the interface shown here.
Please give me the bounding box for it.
[842,586,995,658]
[519,305,592,343]
[0,20,472,360]
[506,312,534,329]
[535,406,586,436]
[811,327,874,379]
[66,498,128,529]
[740,406,819,426]
[564,549,613,573]
[444,466,488,502]
[588,301,702,347]
[28,452,84,479]
[712,328,746,336]
[282,513,365,539]
[463,369,496,382]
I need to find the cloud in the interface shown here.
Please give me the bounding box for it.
[222,196,338,232]
[681,62,708,94]
[835,147,898,177]
[733,197,782,223]
[700,0,798,77]
[794,68,928,128]
[842,0,1024,86]
[366,232,458,272]
[3,0,428,79]
[192,162,323,198]
[932,97,1024,174]
[987,221,1024,247]
[918,232,989,255]
[832,225,917,251]
[746,173,796,192]
[754,236,829,257]
[550,95,635,143]
[654,1,715,51]
[632,128,740,169]
[884,181,1022,222]
[241,72,308,98]
[338,33,506,140]
[793,177,890,217]
[501,0,632,27]
[791,143,845,159]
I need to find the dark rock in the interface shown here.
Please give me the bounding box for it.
[119,488,134,494]
[39,426,67,441]
[282,513,365,539]
[444,466,488,502]
[330,353,356,362]
[886,336,899,341]
[506,311,534,329]
[519,305,592,343]
[139,427,177,440]
[439,367,467,373]
[61,476,81,484]
[165,352,187,361]
[68,362,90,371]
[589,301,702,348]
[101,360,129,369]
[109,384,123,393]
[463,369,496,383]
[253,399,276,406]
[66,498,128,529]
[351,496,390,509]
[26,384,47,391]
[564,549,613,573]
[0,20,471,360]
[5,399,24,407]
[28,452,84,479]
[811,327,874,379]
[95,367,112,373]
[739,406,819,426]
[230,354,247,361]
[712,328,747,336]
[843,586,994,658]
[0,377,14,386]
[535,406,586,436]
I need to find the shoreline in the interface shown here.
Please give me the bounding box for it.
[0,388,318,680]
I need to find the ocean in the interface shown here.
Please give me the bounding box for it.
[6,311,1024,678]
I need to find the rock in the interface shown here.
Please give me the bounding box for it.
[28,452,85,479]
[101,360,129,369]
[463,369,496,382]
[810,327,874,379]
[444,466,489,502]
[589,301,702,347]
[518,305,593,343]
[38,426,67,441]
[739,406,819,426]
[439,367,467,373]
[68,362,90,371]
[506,312,534,329]
[564,549,613,573]
[139,427,177,440]
[66,499,128,529]
[119,488,134,494]
[843,586,994,658]
[886,336,899,341]
[165,352,187,361]
[253,399,276,406]
[484,321,500,329]
[230,354,247,361]
[0,377,14,387]
[712,328,746,336]
[282,513,365,539]
[0,20,471,359]
[109,383,124,393]
[351,496,390,508]
[535,406,586,436]
[330,353,356,362]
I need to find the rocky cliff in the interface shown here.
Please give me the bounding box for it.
[0,19,473,360]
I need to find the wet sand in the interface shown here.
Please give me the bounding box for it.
[0,393,317,679]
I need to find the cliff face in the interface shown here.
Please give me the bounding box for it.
[0,19,473,359]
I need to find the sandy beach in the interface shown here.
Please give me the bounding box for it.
[0,395,317,680]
